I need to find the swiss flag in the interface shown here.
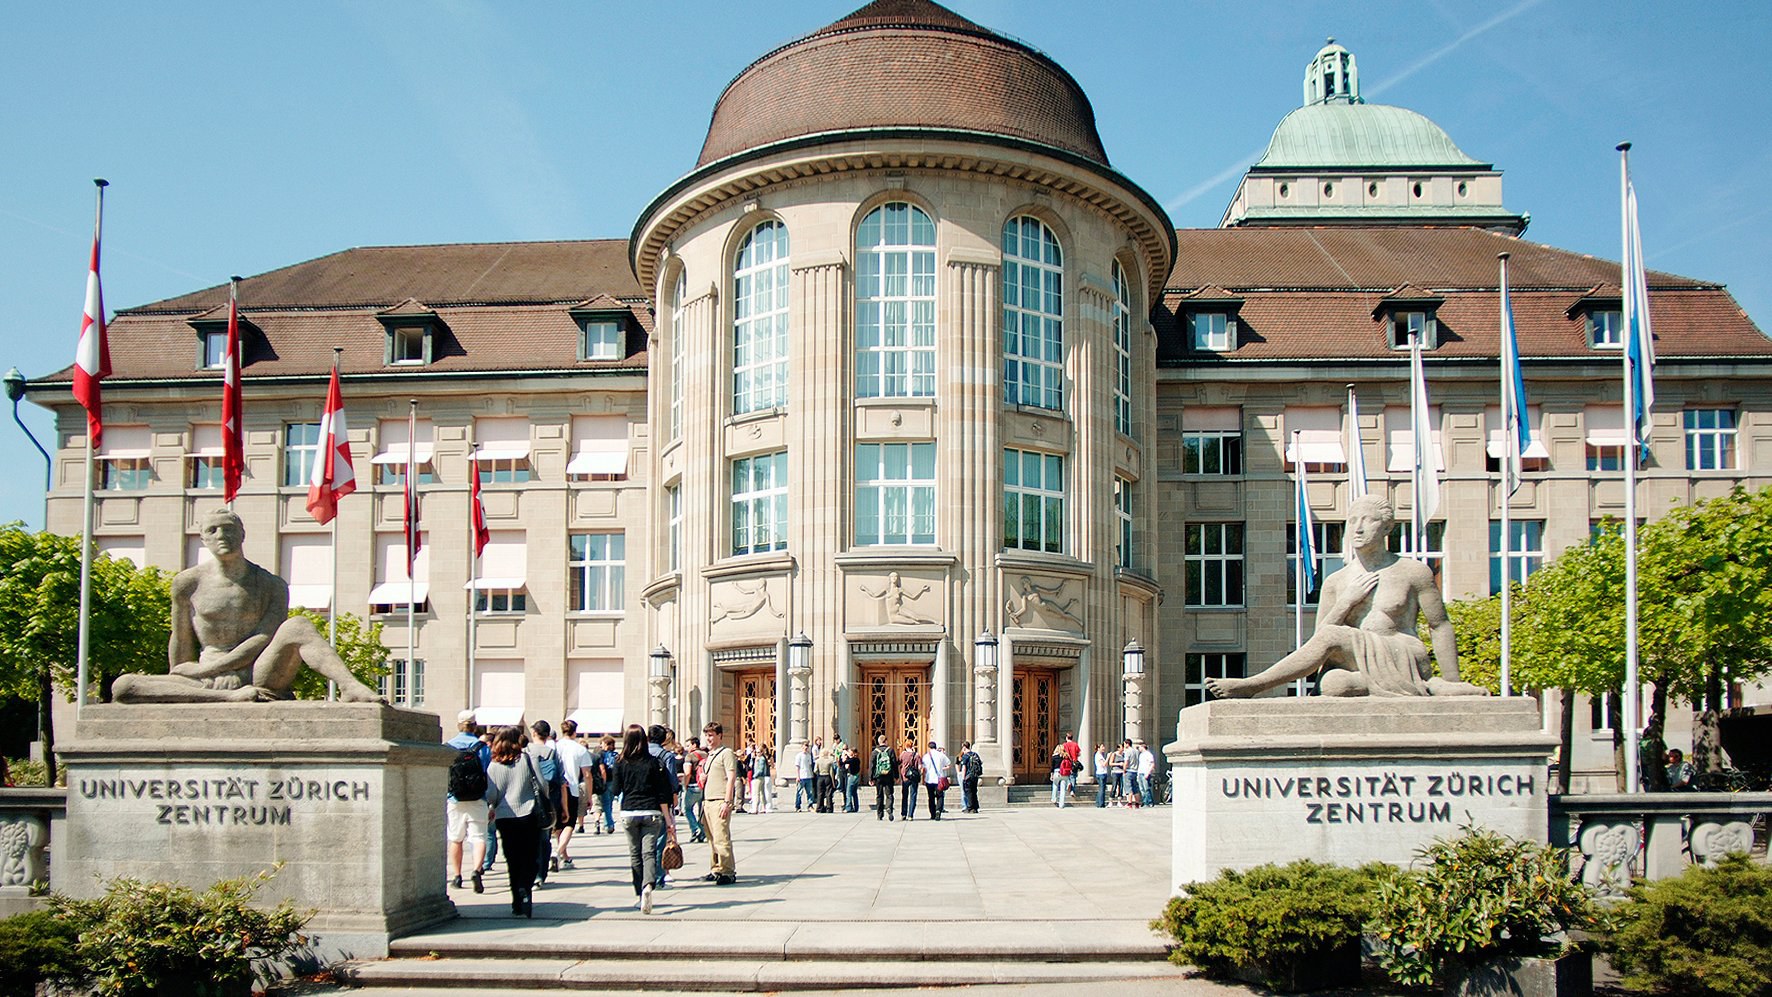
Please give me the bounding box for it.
[469,451,489,558]
[222,280,244,501]
[73,187,110,450]
[306,363,356,524]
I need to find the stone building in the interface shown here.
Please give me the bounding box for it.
[36,2,1772,792]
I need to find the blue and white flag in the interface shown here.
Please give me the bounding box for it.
[1621,147,1656,455]
[1295,433,1317,595]
[1499,255,1532,494]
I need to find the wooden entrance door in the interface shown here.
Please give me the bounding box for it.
[858,665,929,751]
[1011,667,1061,779]
[735,668,776,750]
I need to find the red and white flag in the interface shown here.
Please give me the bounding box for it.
[222,278,244,501]
[306,361,356,524]
[73,183,110,450]
[469,451,489,558]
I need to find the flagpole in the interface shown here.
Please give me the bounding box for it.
[75,178,108,717]
[1409,331,1424,558]
[406,398,418,679]
[1619,142,1642,793]
[468,450,479,713]
[1499,252,1514,698]
[1345,384,1366,561]
[327,348,341,701]
[1293,431,1306,697]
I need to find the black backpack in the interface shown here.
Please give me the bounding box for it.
[449,748,488,801]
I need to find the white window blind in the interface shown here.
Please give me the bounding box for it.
[565,416,629,477]
[281,534,333,610]
[1384,405,1446,472]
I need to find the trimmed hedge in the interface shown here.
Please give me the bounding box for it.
[1604,854,1772,997]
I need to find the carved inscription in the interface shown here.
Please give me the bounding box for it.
[77,775,373,828]
[1218,770,1537,826]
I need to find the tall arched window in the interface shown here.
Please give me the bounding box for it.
[1112,261,1134,437]
[855,203,936,398]
[733,221,789,414]
[669,272,686,441]
[1002,216,1063,410]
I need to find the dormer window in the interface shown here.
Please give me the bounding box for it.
[377,299,439,367]
[200,329,228,369]
[389,325,428,365]
[1390,310,1435,349]
[1190,312,1236,352]
[1589,310,1623,349]
[581,319,624,361]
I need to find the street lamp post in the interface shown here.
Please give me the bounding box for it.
[4,368,52,503]
[1122,639,1146,744]
[973,630,998,745]
[787,631,812,750]
[648,645,673,727]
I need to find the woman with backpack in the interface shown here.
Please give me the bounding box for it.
[485,725,550,917]
[614,723,678,915]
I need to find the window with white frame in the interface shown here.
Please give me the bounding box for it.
[1284,406,1348,471]
[666,484,681,573]
[1388,309,1436,349]
[1190,311,1233,352]
[1489,519,1545,594]
[469,530,527,615]
[1114,477,1134,570]
[1588,309,1622,349]
[1112,263,1134,437]
[473,417,532,484]
[1286,521,1345,604]
[670,273,686,440]
[388,325,427,365]
[855,203,936,399]
[187,424,224,489]
[731,451,788,555]
[1003,448,1065,553]
[733,221,790,414]
[1184,652,1245,707]
[381,657,425,707]
[566,415,629,481]
[373,418,436,486]
[1389,521,1447,593]
[369,534,430,614]
[1484,405,1550,473]
[96,425,153,491]
[200,329,228,369]
[1002,216,1064,410]
[282,422,321,488]
[855,442,935,546]
[569,532,625,613]
[580,318,624,361]
[1184,523,1244,607]
[1182,407,1243,475]
[1685,408,1737,470]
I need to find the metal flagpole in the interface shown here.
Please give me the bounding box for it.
[468,451,479,713]
[1292,431,1307,697]
[75,178,108,717]
[1499,252,1514,698]
[327,348,341,701]
[1619,143,1642,793]
[1409,331,1424,558]
[406,398,418,683]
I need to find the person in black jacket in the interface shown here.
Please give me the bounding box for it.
[615,723,677,914]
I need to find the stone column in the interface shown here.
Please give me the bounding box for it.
[973,631,998,745]
[1122,671,1145,745]
[648,674,671,728]
[788,663,811,747]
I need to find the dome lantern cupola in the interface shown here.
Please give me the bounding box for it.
[1304,38,1361,106]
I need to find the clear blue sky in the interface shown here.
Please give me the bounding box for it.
[2,1,1767,530]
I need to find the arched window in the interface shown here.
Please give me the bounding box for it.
[1002,216,1063,410]
[733,221,789,414]
[669,272,686,441]
[1112,261,1134,437]
[855,203,936,398]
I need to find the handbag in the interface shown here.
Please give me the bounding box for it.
[523,753,555,830]
[661,840,684,871]
[938,777,951,793]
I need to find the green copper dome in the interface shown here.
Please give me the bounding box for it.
[1256,102,1484,170]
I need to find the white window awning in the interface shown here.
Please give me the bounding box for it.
[1284,429,1347,465]
[99,449,151,460]
[1485,432,1551,459]
[474,706,525,728]
[367,581,430,604]
[471,442,532,461]
[371,443,435,465]
[1385,431,1447,472]
[564,707,625,735]
[464,576,527,591]
[287,584,332,610]
[1585,408,1628,447]
[565,447,629,476]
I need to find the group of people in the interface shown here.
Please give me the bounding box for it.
[443,713,746,917]
[1045,733,1159,808]
[790,735,983,821]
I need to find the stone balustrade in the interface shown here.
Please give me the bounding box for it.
[0,787,65,915]
[1551,792,1772,898]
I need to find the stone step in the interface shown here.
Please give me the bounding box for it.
[338,957,1193,992]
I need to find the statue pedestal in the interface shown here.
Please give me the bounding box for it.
[54,703,456,965]
[1164,698,1556,890]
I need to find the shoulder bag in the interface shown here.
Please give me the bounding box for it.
[523,752,556,830]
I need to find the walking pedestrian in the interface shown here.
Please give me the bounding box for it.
[750,743,774,813]
[485,725,548,917]
[595,734,619,833]
[614,724,677,915]
[957,741,983,813]
[681,736,708,843]
[648,725,681,888]
[444,711,490,893]
[1093,744,1110,808]
[869,735,897,820]
[527,721,566,885]
[921,740,953,820]
[898,739,920,820]
[698,722,739,885]
[553,719,592,868]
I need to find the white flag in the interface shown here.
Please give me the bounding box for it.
[1621,151,1656,451]
[1410,334,1440,523]
[1345,384,1368,501]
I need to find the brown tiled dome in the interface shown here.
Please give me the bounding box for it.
[696,0,1108,168]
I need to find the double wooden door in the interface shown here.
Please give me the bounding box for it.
[734,668,776,749]
[1011,667,1061,779]
[858,665,929,751]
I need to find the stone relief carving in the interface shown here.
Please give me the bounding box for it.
[1577,821,1640,898]
[709,579,784,627]
[1005,575,1083,631]
[1689,820,1754,867]
[0,814,47,887]
[859,571,936,626]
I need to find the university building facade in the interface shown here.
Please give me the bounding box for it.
[39,3,1772,791]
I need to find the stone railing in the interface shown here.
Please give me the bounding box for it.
[0,787,66,916]
[1550,792,1771,899]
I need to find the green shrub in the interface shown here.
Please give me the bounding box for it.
[1372,824,1594,989]
[47,867,311,996]
[1152,860,1394,986]
[3,757,48,787]
[1603,853,1772,997]
[0,908,82,996]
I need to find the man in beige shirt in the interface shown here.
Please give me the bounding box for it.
[699,722,739,885]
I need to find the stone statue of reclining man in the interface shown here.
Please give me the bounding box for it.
[112,509,382,704]
[1206,495,1488,699]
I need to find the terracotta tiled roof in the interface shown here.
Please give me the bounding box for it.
[697,0,1106,168]
[1160,228,1770,363]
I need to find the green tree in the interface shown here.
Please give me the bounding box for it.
[0,524,172,783]
[285,609,389,700]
